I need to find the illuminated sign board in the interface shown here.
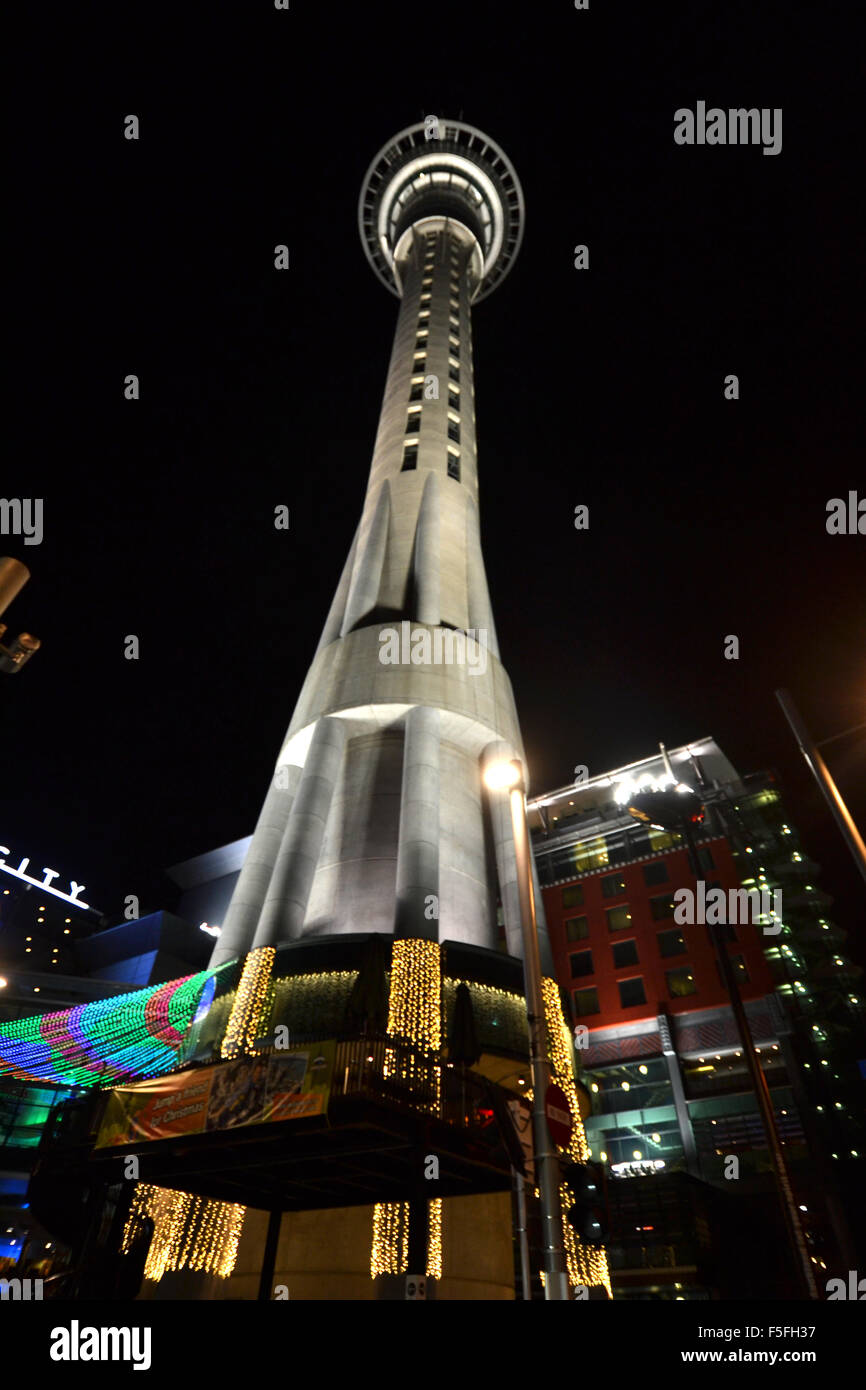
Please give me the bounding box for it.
[0,845,90,910]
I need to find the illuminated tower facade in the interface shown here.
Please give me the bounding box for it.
[198,120,607,1298]
[210,121,553,975]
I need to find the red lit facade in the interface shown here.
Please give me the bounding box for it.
[543,835,776,1030]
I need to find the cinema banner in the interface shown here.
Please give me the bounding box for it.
[95,1043,335,1149]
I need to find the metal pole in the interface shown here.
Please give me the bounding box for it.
[508,783,569,1301]
[257,1208,282,1301]
[775,688,866,890]
[513,1169,531,1300]
[681,821,818,1299]
[0,557,29,617]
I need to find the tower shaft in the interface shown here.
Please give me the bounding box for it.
[210,129,552,975]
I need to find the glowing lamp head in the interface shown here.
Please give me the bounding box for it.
[483,759,523,792]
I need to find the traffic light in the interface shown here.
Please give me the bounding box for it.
[561,1161,607,1244]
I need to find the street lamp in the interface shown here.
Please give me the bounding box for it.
[484,757,570,1301]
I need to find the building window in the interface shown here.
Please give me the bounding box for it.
[657,927,686,958]
[401,444,418,471]
[418,308,430,321]
[448,362,460,384]
[643,861,669,886]
[565,915,589,941]
[618,977,647,1008]
[448,391,460,411]
[570,950,594,979]
[422,276,432,287]
[420,292,431,304]
[573,987,600,1018]
[448,335,460,354]
[415,338,428,351]
[449,315,460,332]
[612,939,639,969]
[666,966,697,998]
[717,954,750,985]
[648,828,682,853]
[413,353,426,369]
[406,410,421,433]
[409,383,423,402]
[447,451,460,481]
[601,873,626,899]
[575,837,609,873]
[562,884,584,909]
[447,420,460,444]
[650,893,677,921]
[698,846,715,872]
[606,905,632,932]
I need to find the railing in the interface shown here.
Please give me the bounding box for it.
[35,1033,516,1153]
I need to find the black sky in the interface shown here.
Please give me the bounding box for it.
[4,2,864,952]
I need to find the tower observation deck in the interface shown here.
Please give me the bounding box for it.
[209,121,551,974]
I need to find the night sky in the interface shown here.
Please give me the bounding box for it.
[5,3,864,952]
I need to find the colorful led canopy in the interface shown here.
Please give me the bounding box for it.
[0,971,214,1087]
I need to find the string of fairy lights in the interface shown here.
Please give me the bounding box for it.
[383,938,442,1108]
[370,1198,443,1280]
[122,1183,245,1282]
[120,949,278,1287]
[220,947,275,1059]
[372,938,444,1279]
[541,976,612,1296]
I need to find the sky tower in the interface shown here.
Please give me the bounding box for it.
[209,119,542,972]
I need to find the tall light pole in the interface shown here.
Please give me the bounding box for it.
[775,688,866,891]
[484,758,569,1301]
[0,557,40,674]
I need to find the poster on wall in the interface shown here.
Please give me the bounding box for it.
[95,1042,335,1149]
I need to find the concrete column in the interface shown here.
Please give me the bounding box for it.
[316,523,360,654]
[342,482,391,634]
[209,767,301,968]
[466,495,500,660]
[656,1012,700,1176]
[252,718,347,947]
[394,705,440,941]
[413,471,441,626]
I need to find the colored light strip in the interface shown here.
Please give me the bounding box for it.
[0,972,213,1086]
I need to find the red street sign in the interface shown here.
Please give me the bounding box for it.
[545,1083,573,1148]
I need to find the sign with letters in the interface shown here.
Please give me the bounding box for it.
[0,843,90,910]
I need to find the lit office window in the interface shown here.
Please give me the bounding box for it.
[573,987,600,1018]
[650,893,677,922]
[606,905,632,932]
[666,966,697,998]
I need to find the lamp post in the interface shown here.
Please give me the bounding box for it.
[775,688,866,890]
[484,757,569,1301]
